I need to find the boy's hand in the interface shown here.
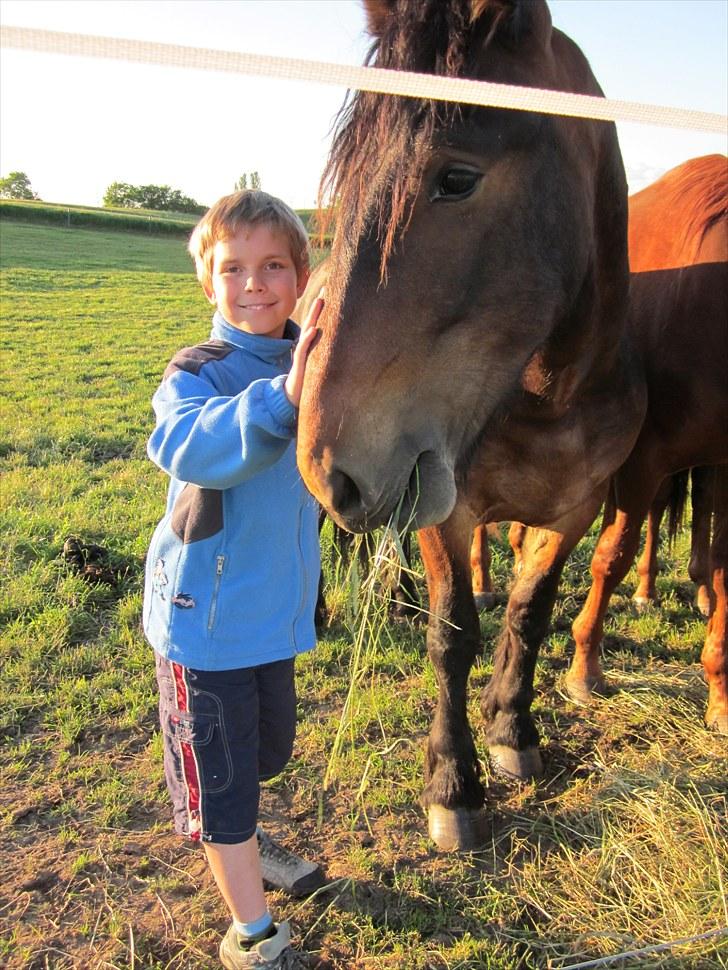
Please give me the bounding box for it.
[285,289,324,408]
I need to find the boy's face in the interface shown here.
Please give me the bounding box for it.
[205,223,308,339]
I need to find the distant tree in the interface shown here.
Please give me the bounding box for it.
[235,172,262,192]
[103,182,141,208]
[102,181,205,214]
[0,171,39,200]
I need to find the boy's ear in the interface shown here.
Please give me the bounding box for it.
[296,269,310,299]
[203,281,216,304]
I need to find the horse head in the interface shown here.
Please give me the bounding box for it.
[298,0,630,531]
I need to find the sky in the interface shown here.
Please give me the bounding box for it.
[1,0,726,209]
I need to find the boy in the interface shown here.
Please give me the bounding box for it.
[143,190,325,969]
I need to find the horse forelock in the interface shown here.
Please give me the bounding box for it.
[319,0,496,301]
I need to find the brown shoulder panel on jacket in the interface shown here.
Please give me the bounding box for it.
[163,340,234,380]
[171,484,224,544]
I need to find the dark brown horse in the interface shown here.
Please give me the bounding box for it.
[567,155,728,731]
[298,0,646,849]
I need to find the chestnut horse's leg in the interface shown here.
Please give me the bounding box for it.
[418,503,487,851]
[508,521,527,574]
[690,466,714,617]
[633,475,672,609]
[470,524,496,610]
[704,465,728,734]
[568,469,656,703]
[481,495,604,780]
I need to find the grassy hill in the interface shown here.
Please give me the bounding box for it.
[0,222,725,969]
[0,199,330,241]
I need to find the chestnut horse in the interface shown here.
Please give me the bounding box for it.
[633,466,714,616]
[298,0,646,849]
[567,155,728,730]
[499,466,715,614]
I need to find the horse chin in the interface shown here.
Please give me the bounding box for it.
[328,450,458,534]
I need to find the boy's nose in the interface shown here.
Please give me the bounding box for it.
[244,273,264,291]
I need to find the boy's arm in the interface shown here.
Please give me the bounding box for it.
[147,370,298,489]
[284,289,324,407]
[148,292,325,489]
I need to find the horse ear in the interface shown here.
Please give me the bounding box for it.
[470,0,552,49]
[363,0,398,37]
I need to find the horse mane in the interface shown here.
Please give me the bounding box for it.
[629,155,728,267]
[666,155,727,251]
[319,0,507,290]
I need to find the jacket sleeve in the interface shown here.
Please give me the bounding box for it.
[147,367,297,489]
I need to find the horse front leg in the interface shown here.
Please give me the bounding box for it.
[704,465,728,734]
[482,496,603,779]
[568,472,653,703]
[418,505,487,851]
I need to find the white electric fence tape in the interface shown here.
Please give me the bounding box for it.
[2,25,727,135]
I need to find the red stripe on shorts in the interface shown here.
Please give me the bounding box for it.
[171,662,203,842]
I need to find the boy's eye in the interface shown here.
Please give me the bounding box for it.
[266,261,284,270]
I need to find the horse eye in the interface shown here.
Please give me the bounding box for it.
[432,166,482,201]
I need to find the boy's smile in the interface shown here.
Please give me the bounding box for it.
[205,224,308,339]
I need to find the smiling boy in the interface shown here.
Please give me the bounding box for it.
[143,190,324,969]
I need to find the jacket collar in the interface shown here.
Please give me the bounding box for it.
[211,311,300,363]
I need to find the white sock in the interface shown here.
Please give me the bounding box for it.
[233,911,273,943]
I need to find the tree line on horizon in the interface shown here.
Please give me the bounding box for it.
[0,171,264,212]
[102,182,206,214]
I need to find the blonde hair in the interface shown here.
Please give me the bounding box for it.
[189,190,310,290]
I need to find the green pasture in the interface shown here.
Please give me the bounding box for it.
[0,201,195,238]
[0,200,330,245]
[1,220,726,969]
[2,200,200,224]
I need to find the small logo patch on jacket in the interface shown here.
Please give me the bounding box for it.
[152,558,168,599]
[172,592,196,609]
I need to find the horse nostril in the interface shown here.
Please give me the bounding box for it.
[329,467,364,521]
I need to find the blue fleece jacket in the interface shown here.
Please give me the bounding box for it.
[143,311,320,670]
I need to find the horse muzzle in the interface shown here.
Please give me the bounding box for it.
[299,446,458,533]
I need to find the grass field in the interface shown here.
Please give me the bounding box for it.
[1,219,726,970]
[0,201,329,244]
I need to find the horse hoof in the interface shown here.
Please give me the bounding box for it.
[632,595,656,612]
[427,805,489,851]
[390,601,422,624]
[707,713,728,736]
[488,745,543,781]
[564,674,608,706]
[474,591,496,611]
[696,593,711,618]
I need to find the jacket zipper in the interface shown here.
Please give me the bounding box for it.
[207,555,225,632]
[292,501,308,649]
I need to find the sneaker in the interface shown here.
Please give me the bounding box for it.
[256,827,326,897]
[219,921,301,969]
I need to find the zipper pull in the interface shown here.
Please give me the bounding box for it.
[216,555,224,575]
